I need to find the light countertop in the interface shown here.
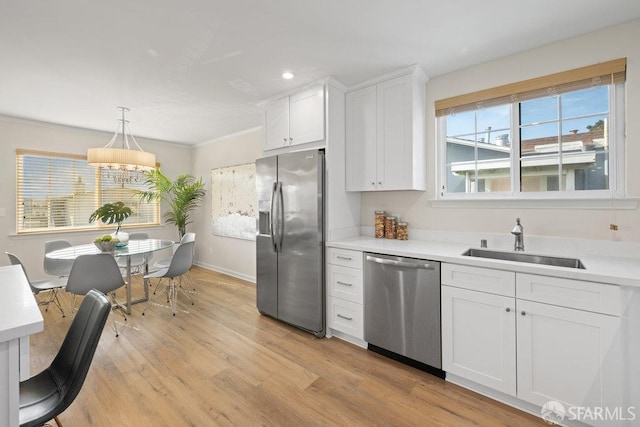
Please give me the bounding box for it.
[0,265,44,343]
[327,236,640,288]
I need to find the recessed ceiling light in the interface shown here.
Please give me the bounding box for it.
[282,71,294,80]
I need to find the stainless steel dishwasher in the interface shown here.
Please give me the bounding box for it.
[364,253,443,376]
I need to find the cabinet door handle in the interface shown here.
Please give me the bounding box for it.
[378,181,382,185]
[371,182,375,186]
[289,137,293,145]
[336,281,353,287]
[521,311,526,316]
[337,314,353,321]
[336,255,352,261]
[505,307,511,312]
[282,137,287,145]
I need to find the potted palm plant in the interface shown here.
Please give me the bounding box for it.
[89,201,132,247]
[137,169,206,239]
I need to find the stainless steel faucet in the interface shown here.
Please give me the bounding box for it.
[511,218,524,251]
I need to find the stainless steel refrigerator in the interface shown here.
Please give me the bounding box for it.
[256,149,325,337]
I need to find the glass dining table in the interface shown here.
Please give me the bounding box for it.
[46,239,174,314]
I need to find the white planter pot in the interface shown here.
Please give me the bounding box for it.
[111,230,129,247]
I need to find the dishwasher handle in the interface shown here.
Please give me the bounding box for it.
[366,255,435,270]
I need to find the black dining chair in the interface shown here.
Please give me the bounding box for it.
[19,289,110,427]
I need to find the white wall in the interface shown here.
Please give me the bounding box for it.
[0,116,192,280]
[190,128,262,282]
[361,19,640,242]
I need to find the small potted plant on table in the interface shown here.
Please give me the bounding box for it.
[89,201,133,247]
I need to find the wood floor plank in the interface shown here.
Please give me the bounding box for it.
[28,266,545,426]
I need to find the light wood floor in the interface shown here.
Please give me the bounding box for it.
[30,266,544,426]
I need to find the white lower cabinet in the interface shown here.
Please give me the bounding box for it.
[327,297,363,339]
[441,286,516,395]
[441,263,624,424]
[326,248,364,341]
[516,299,621,411]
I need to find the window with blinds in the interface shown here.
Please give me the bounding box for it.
[16,150,159,233]
[436,58,626,198]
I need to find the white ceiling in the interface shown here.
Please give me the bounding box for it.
[2,1,640,145]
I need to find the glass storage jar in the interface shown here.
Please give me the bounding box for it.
[375,211,386,238]
[384,216,397,239]
[396,222,408,240]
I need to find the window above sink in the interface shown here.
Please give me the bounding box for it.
[436,58,627,202]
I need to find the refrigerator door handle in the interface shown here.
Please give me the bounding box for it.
[270,182,277,252]
[276,181,284,252]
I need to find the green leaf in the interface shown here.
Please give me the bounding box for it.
[135,169,206,238]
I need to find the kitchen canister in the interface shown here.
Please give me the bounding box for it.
[397,222,408,240]
[375,211,386,238]
[385,216,397,239]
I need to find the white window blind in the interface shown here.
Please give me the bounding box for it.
[16,149,159,233]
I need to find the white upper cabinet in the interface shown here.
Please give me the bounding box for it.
[345,85,377,190]
[264,97,290,151]
[264,85,325,151]
[346,65,427,191]
[290,87,325,144]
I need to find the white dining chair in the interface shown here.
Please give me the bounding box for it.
[6,252,67,317]
[153,233,197,293]
[66,254,127,336]
[142,240,195,316]
[44,239,74,278]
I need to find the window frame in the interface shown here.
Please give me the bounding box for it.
[16,149,161,235]
[436,70,626,202]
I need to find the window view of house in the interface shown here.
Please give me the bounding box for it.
[444,85,611,195]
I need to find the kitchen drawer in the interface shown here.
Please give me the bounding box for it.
[516,273,621,316]
[327,248,363,270]
[327,264,363,304]
[442,263,515,297]
[327,297,363,339]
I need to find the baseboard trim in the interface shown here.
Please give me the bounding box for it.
[193,261,256,283]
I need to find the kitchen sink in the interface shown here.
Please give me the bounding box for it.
[462,248,586,269]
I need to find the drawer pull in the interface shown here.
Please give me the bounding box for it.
[337,314,353,321]
[336,255,353,261]
[336,281,353,287]
[521,311,526,316]
[505,307,511,313]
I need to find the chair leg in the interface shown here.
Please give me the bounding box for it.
[170,279,177,316]
[54,416,62,427]
[176,277,194,306]
[51,289,66,317]
[105,294,127,337]
[67,294,78,317]
[142,278,169,315]
[38,289,64,316]
[178,270,196,293]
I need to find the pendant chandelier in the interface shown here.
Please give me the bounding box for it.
[87,106,156,184]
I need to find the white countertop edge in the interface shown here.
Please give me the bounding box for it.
[327,236,640,288]
[0,319,44,343]
[0,265,45,343]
